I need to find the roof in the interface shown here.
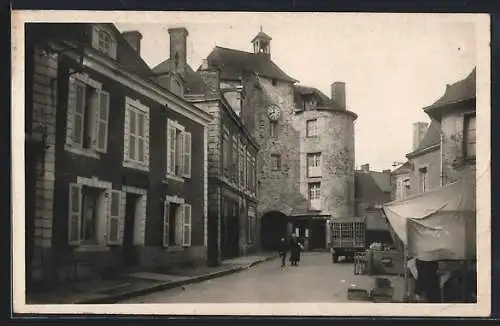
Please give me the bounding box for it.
[392,161,412,175]
[151,58,208,95]
[206,46,298,83]
[406,120,441,158]
[293,85,343,110]
[424,68,476,112]
[355,171,391,204]
[105,24,153,76]
[251,31,272,42]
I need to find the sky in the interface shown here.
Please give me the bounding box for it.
[115,12,476,172]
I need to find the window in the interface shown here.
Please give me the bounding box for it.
[232,136,238,182]
[239,141,246,187]
[162,201,192,247]
[270,121,278,137]
[272,79,277,86]
[66,74,110,154]
[124,97,150,170]
[307,153,321,177]
[251,156,257,194]
[271,154,281,171]
[306,119,318,137]
[166,120,191,178]
[91,26,117,59]
[247,206,256,244]
[418,167,428,193]
[308,182,321,210]
[222,128,230,178]
[68,183,121,246]
[464,114,476,158]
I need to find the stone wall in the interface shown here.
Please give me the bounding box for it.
[242,76,307,218]
[30,47,59,283]
[408,149,441,195]
[294,109,356,218]
[440,109,476,184]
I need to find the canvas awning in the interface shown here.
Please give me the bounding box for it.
[383,171,476,261]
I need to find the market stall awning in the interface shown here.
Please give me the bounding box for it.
[383,171,476,261]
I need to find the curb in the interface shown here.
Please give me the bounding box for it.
[78,255,276,304]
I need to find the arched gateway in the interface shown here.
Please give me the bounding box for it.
[260,211,288,251]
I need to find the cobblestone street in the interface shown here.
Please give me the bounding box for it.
[119,252,391,303]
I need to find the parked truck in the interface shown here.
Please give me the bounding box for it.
[327,217,366,263]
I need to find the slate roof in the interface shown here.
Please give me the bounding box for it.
[355,171,391,204]
[406,119,441,158]
[151,58,208,95]
[424,67,476,112]
[293,85,344,110]
[205,46,298,83]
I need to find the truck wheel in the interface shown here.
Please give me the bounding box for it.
[332,254,338,263]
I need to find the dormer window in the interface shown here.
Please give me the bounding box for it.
[91,25,117,59]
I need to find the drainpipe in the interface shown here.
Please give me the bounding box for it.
[440,131,444,188]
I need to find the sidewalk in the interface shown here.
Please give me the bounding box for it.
[26,253,277,304]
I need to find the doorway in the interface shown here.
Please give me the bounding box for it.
[221,199,240,259]
[123,193,140,266]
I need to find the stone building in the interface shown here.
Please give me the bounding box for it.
[24,23,212,291]
[151,28,260,266]
[204,29,357,251]
[399,68,476,199]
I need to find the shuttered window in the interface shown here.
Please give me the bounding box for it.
[124,97,150,170]
[166,120,191,178]
[66,76,109,153]
[162,201,170,247]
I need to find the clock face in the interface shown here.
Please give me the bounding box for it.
[267,105,281,121]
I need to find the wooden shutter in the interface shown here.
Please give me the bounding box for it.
[162,201,170,247]
[95,90,110,153]
[143,110,150,168]
[182,204,192,246]
[177,132,185,176]
[182,131,191,178]
[175,205,184,246]
[107,189,121,245]
[167,124,176,175]
[71,81,86,147]
[68,183,82,245]
[129,109,137,161]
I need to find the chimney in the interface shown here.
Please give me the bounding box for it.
[331,81,346,109]
[199,61,220,98]
[168,27,189,75]
[122,30,143,55]
[412,122,429,151]
[361,163,370,173]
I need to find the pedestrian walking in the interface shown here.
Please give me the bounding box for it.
[278,237,288,267]
[289,234,302,266]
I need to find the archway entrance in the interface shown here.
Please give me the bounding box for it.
[260,211,288,251]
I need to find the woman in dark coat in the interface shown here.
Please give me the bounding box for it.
[289,235,302,266]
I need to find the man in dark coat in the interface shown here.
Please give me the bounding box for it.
[278,237,288,267]
[289,235,301,266]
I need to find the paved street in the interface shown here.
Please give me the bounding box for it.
[119,252,377,303]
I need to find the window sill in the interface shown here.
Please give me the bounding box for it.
[123,159,149,172]
[64,144,100,159]
[164,246,188,252]
[167,174,185,183]
[74,245,111,252]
